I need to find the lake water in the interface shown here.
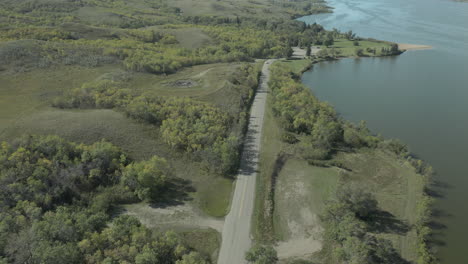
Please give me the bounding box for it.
[299,0,468,262]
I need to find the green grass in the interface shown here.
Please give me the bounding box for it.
[179,228,221,261]
[129,63,240,100]
[198,177,234,217]
[0,65,118,134]
[318,38,394,57]
[169,28,213,49]
[276,59,313,75]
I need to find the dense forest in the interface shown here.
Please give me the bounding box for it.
[0,135,209,263]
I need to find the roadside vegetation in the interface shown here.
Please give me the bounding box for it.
[253,59,436,264]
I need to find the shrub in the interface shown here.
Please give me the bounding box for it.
[281,132,299,144]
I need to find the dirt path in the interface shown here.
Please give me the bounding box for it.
[217,59,275,264]
[124,203,224,232]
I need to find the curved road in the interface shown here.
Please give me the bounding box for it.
[217,59,275,264]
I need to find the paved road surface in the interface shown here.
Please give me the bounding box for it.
[217,59,275,264]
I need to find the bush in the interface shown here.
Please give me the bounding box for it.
[245,245,278,264]
[121,156,171,201]
[281,132,299,144]
[355,48,364,56]
[379,139,409,157]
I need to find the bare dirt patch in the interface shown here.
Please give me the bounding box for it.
[123,202,224,232]
[171,79,198,88]
[291,47,306,59]
[273,158,341,260]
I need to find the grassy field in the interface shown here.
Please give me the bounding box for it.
[0,63,245,219]
[0,65,118,134]
[165,27,213,49]
[180,229,221,261]
[276,59,314,75]
[317,38,396,57]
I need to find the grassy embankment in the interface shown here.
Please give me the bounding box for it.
[253,59,429,263]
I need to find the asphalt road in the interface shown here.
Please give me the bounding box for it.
[217,59,275,264]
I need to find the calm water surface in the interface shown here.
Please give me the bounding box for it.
[299,0,468,262]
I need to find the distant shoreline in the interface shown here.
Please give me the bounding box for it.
[398,43,432,51]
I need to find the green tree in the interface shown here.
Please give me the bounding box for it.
[324,34,334,47]
[122,156,170,201]
[390,43,399,54]
[355,48,364,56]
[245,245,278,264]
[345,30,356,40]
[176,252,209,264]
[337,186,378,219]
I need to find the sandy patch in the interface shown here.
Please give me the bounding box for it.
[291,47,306,59]
[123,203,224,232]
[276,237,322,259]
[274,163,324,259]
[398,43,432,51]
[276,211,323,259]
